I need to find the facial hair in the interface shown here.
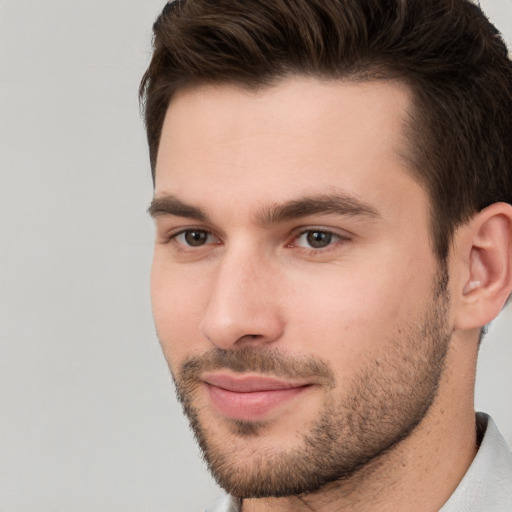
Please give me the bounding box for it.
[170,269,451,499]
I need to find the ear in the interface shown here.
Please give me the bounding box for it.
[453,202,512,330]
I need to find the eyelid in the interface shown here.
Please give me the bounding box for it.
[155,223,219,245]
[172,227,221,246]
[287,226,352,250]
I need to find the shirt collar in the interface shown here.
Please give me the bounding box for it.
[440,412,512,511]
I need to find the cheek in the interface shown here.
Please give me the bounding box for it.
[284,258,431,369]
[150,257,211,365]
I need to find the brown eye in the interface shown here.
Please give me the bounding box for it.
[184,230,209,246]
[174,229,214,247]
[291,229,347,251]
[305,231,333,248]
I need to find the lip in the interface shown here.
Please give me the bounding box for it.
[202,373,312,421]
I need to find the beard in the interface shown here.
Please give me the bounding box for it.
[169,268,451,499]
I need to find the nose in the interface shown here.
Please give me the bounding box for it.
[199,247,285,350]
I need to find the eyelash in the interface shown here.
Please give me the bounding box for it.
[165,227,349,254]
[289,229,344,251]
[171,229,221,249]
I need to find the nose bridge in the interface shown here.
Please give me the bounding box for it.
[199,241,283,348]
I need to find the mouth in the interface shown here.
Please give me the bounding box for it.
[201,373,313,422]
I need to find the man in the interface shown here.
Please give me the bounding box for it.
[140,0,512,510]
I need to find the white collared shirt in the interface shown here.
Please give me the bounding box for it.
[440,413,512,511]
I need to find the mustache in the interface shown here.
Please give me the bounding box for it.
[176,347,335,385]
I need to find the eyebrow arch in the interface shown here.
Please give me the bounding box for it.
[148,192,380,226]
[148,195,208,221]
[259,193,380,225]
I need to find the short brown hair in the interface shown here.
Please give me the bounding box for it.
[140,0,512,260]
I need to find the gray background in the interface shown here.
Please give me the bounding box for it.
[0,1,511,511]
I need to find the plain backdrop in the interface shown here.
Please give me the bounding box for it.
[1,1,511,511]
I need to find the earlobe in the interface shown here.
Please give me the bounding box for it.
[454,202,512,330]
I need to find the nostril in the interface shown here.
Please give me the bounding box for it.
[235,334,265,344]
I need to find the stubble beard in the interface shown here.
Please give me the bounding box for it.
[170,269,451,499]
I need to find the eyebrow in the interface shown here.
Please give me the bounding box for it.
[148,195,208,221]
[148,193,380,224]
[260,194,379,225]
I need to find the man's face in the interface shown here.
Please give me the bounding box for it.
[150,78,451,498]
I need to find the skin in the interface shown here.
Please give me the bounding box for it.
[149,77,499,511]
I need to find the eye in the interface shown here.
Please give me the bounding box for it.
[294,230,341,249]
[173,229,219,247]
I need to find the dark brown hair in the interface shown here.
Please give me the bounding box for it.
[140,0,512,260]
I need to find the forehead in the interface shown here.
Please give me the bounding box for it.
[154,77,419,214]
